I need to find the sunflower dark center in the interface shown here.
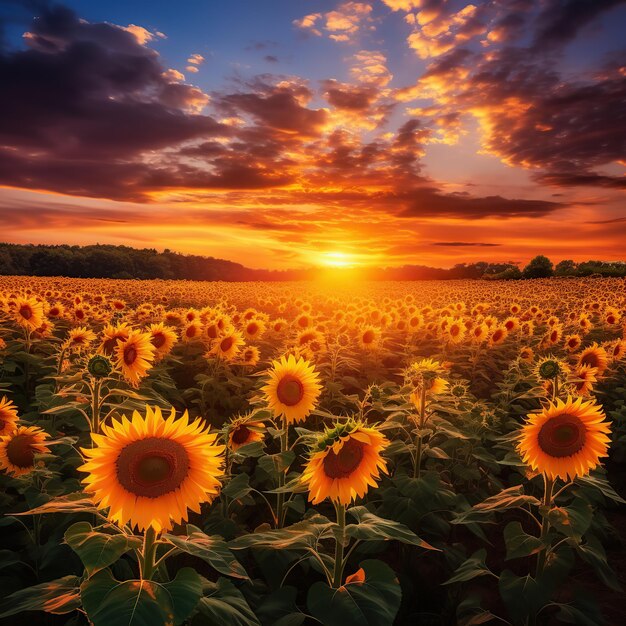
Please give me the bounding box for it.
[151,333,165,348]
[362,330,375,343]
[276,375,304,406]
[116,437,189,498]
[220,336,234,352]
[232,426,251,444]
[19,305,32,320]
[124,345,137,365]
[538,414,586,458]
[581,353,599,368]
[6,434,36,468]
[323,438,365,479]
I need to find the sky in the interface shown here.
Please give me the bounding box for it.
[0,0,624,270]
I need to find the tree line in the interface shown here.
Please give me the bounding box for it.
[0,243,624,281]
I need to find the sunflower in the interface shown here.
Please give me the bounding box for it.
[114,329,156,388]
[517,397,611,480]
[262,354,322,424]
[207,330,244,361]
[148,323,177,358]
[13,296,45,330]
[569,365,598,397]
[0,396,19,437]
[181,321,203,343]
[99,322,131,356]
[240,345,260,367]
[442,318,465,344]
[564,334,582,352]
[577,343,609,376]
[227,415,266,452]
[66,326,97,352]
[79,405,224,532]
[243,319,266,341]
[0,426,50,476]
[488,325,508,347]
[359,327,380,351]
[301,421,388,506]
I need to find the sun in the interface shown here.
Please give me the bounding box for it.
[319,251,354,268]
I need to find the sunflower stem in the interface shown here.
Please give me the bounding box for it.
[276,421,288,528]
[140,525,158,581]
[412,385,426,478]
[332,502,347,588]
[534,474,554,579]
[90,378,102,435]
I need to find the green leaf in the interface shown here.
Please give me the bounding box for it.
[81,567,202,626]
[192,577,260,626]
[498,571,544,623]
[222,472,253,500]
[443,549,494,585]
[65,522,142,576]
[547,499,593,541]
[345,506,439,550]
[12,492,100,516]
[574,537,622,591]
[503,521,543,560]
[163,525,248,579]
[230,514,334,551]
[453,486,540,524]
[575,473,626,504]
[307,559,402,626]
[257,450,296,476]
[0,576,81,618]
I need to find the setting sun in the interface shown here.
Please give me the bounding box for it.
[319,252,355,268]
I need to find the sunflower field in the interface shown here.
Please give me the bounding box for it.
[0,275,625,626]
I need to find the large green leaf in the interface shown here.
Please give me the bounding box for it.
[192,577,260,626]
[503,521,543,560]
[65,521,142,576]
[230,514,334,551]
[453,486,540,524]
[575,474,626,504]
[81,567,202,626]
[307,559,402,626]
[574,537,622,591]
[0,575,81,618]
[547,498,593,541]
[443,549,494,585]
[345,506,439,550]
[163,524,248,579]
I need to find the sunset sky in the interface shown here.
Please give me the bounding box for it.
[1,0,625,270]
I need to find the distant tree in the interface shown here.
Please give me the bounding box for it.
[523,255,554,279]
[555,259,577,276]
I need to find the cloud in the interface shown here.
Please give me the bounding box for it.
[293,2,374,43]
[532,0,626,50]
[431,241,501,247]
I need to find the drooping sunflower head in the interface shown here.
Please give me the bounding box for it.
[79,405,224,532]
[517,396,611,480]
[0,426,50,476]
[0,396,20,437]
[262,354,322,424]
[301,420,388,506]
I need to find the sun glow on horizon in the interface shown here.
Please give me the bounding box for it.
[318,251,356,268]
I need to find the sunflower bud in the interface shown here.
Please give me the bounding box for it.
[88,355,112,379]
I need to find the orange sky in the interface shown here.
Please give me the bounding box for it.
[1,1,624,270]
